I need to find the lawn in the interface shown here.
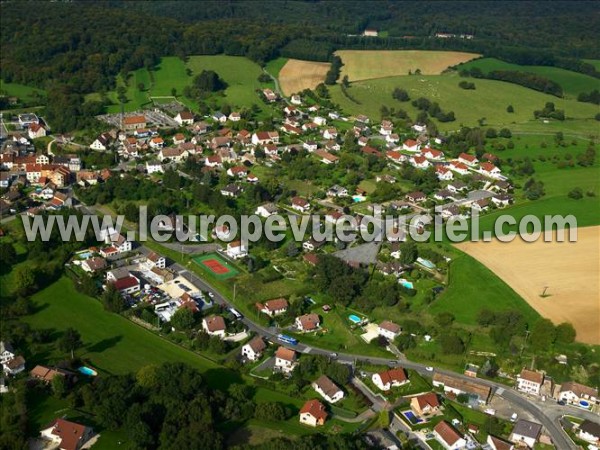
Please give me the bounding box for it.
[458,57,600,97]
[0,79,46,103]
[583,59,600,71]
[265,57,289,79]
[329,74,599,134]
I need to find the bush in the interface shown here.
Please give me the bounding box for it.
[568,187,583,199]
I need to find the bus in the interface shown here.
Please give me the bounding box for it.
[277,334,298,346]
[228,307,243,320]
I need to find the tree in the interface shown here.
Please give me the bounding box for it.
[171,87,177,97]
[0,242,17,270]
[485,128,498,138]
[555,322,576,344]
[399,242,418,265]
[507,105,514,113]
[530,318,556,350]
[255,402,289,421]
[436,312,455,327]
[378,410,390,428]
[392,87,410,102]
[13,265,36,296]
[568,187,583,199]
[286,241,299,257]
[440,334,465,354]
[102,283,127,313]
[59,328,82,359]
[170,308,195,331]
[52,374,68,398]
[499,127,512,138]
[342,75,350,88]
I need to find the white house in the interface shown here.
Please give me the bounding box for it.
[90,133,111,151]
[105,233,132,254]
[558,381,599,406]
[509,420,542,448]
[403,139,420,152]
[144,252,166,270]
[0,342,15,365]
[378,321,401,341]
[274,346,297,374]
[449,161,470,175]
[313,375,344,403]
[303,141,318,152]
[295,313,320,332]
[291,196,310,213]
[386,150,406,164]
[228,112,241,122]
[256,298,288,317]
[40,419,94,450]
[28,123,47,140]
[3,355,25,375]
[212,112,227,123]
[255,203,278,218]
[299,399,327,427]
[174,111,194,125]
[241,337,266,362]
[578,420,600,445]
[434,421,467,450]
[421,147,444,161]
[252,131,279,146]
[412,123,427,133]
[436,166,454,181]
[146,160,163,174]
[81,257,107,273]
[480,162,502,178]
[149,136,165,150]
[290,94,302,105]
[487,435,514,450]
[226,240,248,259]
[112,275,140,295]
[372,368,409,391]
[458,152,478,166]
[410,155,431,169]
[516,369,544,396]
[312,116,327,127]
[323,128,338,140]
[202,315,226,337]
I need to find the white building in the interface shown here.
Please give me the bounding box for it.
[146,161,163,174]
[174,111,194,125]
[241,337,266,362]
[516,369,544,396]
[509,420,542,448]
[433,421,467,450]
[313,375,344,403]
[299,399,327,427]
[558,381,599,406]
[202,315,226,337]
[225,241,248,259]
[255,203,278,218]
[274,346,297,373]
[378,321,401,341]
[372,368,409,391]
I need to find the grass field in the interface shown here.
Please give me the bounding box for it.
[0,79,46,103]
[458,57,600,98]
[192,252,240,280]
[583,59,600,71]
[456,226,600,344]
[329,73,599,134]
[279,59,331,96]
[265,57,288,79]
[336,50,480,81]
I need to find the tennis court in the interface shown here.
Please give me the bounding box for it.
[192,253,239,280]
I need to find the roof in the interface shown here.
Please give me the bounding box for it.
[204,315,226,332]
[291,196,309,207]
[434,421,462,446]
[113,276,139,291]
[414,392,440,409]
[123,115,146,125]
[518,368,544,385]
[560,381,598,398]
[83,257,106,271]
[379,320,401,334]
[377,368,407,385]
[459,152,477,162]
[511,419,542,439]
[488,435,514,450]
[178,111,194,119]
[4,355,25,370]
[0,341,14,354]
[297,313,320,331]
[30,365,66,382]
[481,162,498,172]
[580,420,600,438]
[147,252,162,262]
[404,139,418,146]
[275,346,296,362]
[406,191,426,199]
[300,399,328,421]
[433,373,491,400]
[314,375,342,398]
[246,336,266,354]
[46,418,89,450]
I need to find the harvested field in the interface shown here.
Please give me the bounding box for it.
[336,50,480,81]
[279,59,330,95]
[455,226,600,344]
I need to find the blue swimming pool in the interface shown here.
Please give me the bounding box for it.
[401,410,423,425]
[352,195,365,203]
[416,257,436,269]
[76,251,93,260]
[580,400,590,408]
[78,366,97,376]
[349,314,362,324]
[399,279,414,289]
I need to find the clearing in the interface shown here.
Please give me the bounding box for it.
[278,59,331,96]
[455,226,600,344]
[336,50,480,81]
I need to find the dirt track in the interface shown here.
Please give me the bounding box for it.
[456,226,600,345]
[279,59,330,96]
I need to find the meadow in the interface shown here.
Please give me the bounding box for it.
[0,79,46,104]
[329,73,599,134]
[336,50,480,81]
[458,57,600,97]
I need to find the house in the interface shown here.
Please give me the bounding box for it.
[362,146,382,158]
[255,203,278,218]
[226,240,248,259]
[229,112,241,122]
[291,196,310,213]
[252,131,279,145]
[220,184,243,198]
[434,189,454,201]
[412,123,427,133]
[146,160,163,174]
[105,233,132,254]
[410,155,431,169]
[274,346,297,373]
[122,115,146,131]
[432,373,491,404]
[295,313,320,332]
[386,133,400,144]
[379,120,393,135]
[357,136,369,146]
[3,355,25,375]
[447,181,468,193]
[480,162,501,178]
[149,136,164,150]
[30,365,68,384]
[421,147,444,160]
[256,298,289,317]
[312,116,327,126]
[28,123,47,140]
[0,342,15,365]
[327,185,348,197]
[313,375,344,403]
[144,252,166,270]
[113,276,140,294]
[578,420,600,445]
[449,161,470,175]
[436,166,454,180]
[491,194,513,207]
[386,150,406,164]
[211,112,226,123]
[472,198,490,212]
[299,399,327,427]
[434,421,467,450]
[315,149,339,164]
[509,419,542,448]
[303,141,318,152]
[18,113,39,128]
[290,94,302,105]
[323,128,338,140]
[158,147,187,163]
[403,139,420,152]
[282,123,302,135]
[410,392,440,417]
[213,225,231,241]
[227,166,248,178]
[464,364,479,378]
[302,238,326,252]
[90,133,111,151]
[378,321,401,341]
[241,337,266,362]
[174,111,194,125]
[363,28,378,37]
[372,368,408,391]
[406,191,427,203]
[487,435,514,450]
[356,114,370,124]
[458,152,478,166]
[40,418,94,450]
[516,369,544,396]
[202,315,226,337]
[558,381,598,406]
[262,88,278,102]
[81,257,107,273]
[204,155,223,168]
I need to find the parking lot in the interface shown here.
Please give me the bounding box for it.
[96,108,179,129]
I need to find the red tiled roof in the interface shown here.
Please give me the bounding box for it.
[275,346,296,362]
[47,418,89,450]
[300,399,327,421]
[113,276,138,291]
[204,315,226,332]
[434,420,462,446]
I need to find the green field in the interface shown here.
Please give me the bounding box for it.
[330,73,599,135]
[458,58,600,97]
[265,57,289,78]
[192,252,241,280]
[583,59,600,71]
[0,79,46,103]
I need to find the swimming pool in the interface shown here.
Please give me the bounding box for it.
[399,279,414,289]
[78,366,98,376]
[416,257,436,269]
[401,410,423,425]
[352,195,366,203]
[579,400,590,408]
[76,251,93,260]
[349,314,362,324]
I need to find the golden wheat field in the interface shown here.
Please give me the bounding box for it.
[278,59,331,95]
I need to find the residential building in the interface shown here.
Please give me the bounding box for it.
[146,161,163,174]
[0,342,15,365]
[3,355,25,375]
[28,123,47,139]
[432,373,492,404]
[421,147,444,160]
[255,203,278,218]
[433,420,466,450]
[487,435,514,450]
[40,418,94,450]
[578,420,600,445]
[256,298,289,317]
[30,365,68,384]
[174,111,194,125]
[302,238,326,252]
[509,419,542,448]
[299,399,327,427]
[291,196,310,213]
[372,368,408,391]
[403,139,420,152]
[241,337,266,362]
[251,131,279,145]
[410,392,440,417]
[378,321,401,341]
[274,346,297,374]
[202,315,226,338]
[81,257,107,273]
[144,252,166,270]
[516,369,544,396]
[122,115,146,131]
[220,184,243,198]
[226,240,248,259]
[313,375,344,403]
[458,152,478,166]
[112,276,140,295]
[410,155,431,169]
[558,381,599,406]
[90,133,111,151]
[295,313,320,332]
[406,191,427,203]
